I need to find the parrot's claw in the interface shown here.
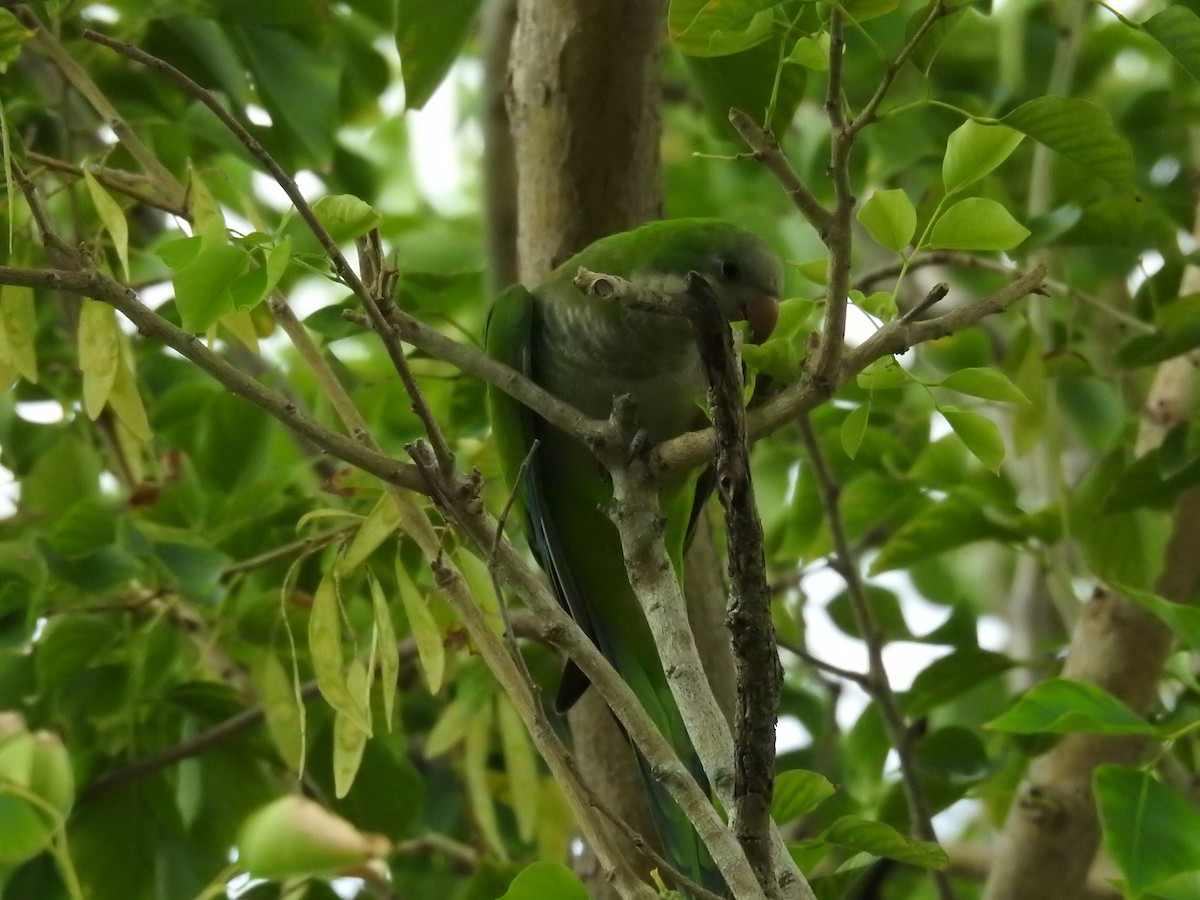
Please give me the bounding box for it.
[627,428,653,463]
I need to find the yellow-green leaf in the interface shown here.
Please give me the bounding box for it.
[393,489,440,557]
[454,547,504,636]
[941,406,1005,473]
[188,166,225,234]
[253,651,305,772]
[219,309,259,353]
[0,283,37,383]
[857,188,916,252]
[425,696,471,757]
[396,554,446,694]
[333,659,371,797]
[83,170,129,280]
[465,703,507,860]
[497,696,539,842]
[78,300,120,419]
[308,569,370,732]
[937,367,1030,405]
[106,341,152,441]
[340,493,402,575]
[369,572,400,730]
[841,404,869,459]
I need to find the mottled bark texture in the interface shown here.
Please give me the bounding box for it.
[507,3,739,894]
[508,0,665,282]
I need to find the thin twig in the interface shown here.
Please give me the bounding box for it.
[682,272,779,893]
[812,7,853,389]
[490,438,539,562]
[728,109,833,237]
[855,252,1149,334]
[220,526,355,578]
[797,417,956,900]
[25,151,187,217]
[845,1,949,138]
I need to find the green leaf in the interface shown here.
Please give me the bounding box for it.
[824,815,948,868]
[396,554,446,694]
[172,241,250,332]
[499,862,589,900]
[0,10,34,73]
[937,368,1030,405]
[309,569,371,733]
[772,769,836,824]
[369,572,400,730]
[1003,96,1135,192]
[1125,587,1200,653]
[905,648,1013,717]
[497,696,539,843]
[841,404,870,459]
[1117,296,1200,367]
[872,492,1017,573]
[1143,6,1200,84]
[78,300,121,420]
[942,120,1024,194]
[669,0,778,56]
[787,32,830,70]
[312,195,384,246]
[333,659,371,797]
[857,356,911,390]
[857,189,917,252]
[828,585,911,641]
[236,25,338,163]
[0,283,37,383]
[927,198,1030,252]
[941,407,1005,473]
[850,289,897,321]
[396,0,486,109]
[1096,765,1200,897]
[742,337,803,380]
[791,258,827,284]
[685,37,807,137]
[106,342,152,442]
[843,0,900,24]
[252,650,305,772]
[83,170,130,281]
[464,702,508,860]
[988,678,1153,736]
[339,493,402,575]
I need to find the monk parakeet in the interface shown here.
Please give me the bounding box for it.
[486,219,783,894]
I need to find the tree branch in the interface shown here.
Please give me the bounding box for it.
[681,273,779,893]
[0,263,427,493]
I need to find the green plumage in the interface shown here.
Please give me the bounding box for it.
[486,219,783,895]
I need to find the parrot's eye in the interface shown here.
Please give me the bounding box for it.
[719,259,741,281]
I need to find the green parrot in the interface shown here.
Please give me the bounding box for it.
[485,218,783,894]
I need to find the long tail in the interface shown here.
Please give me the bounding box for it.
[633,682,724,897]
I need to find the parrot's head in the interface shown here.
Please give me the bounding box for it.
[689,227,783,345]
[628,220,784,344]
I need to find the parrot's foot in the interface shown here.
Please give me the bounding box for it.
[627,427,653,463]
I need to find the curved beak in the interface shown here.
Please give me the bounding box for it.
[743,294,780,344]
